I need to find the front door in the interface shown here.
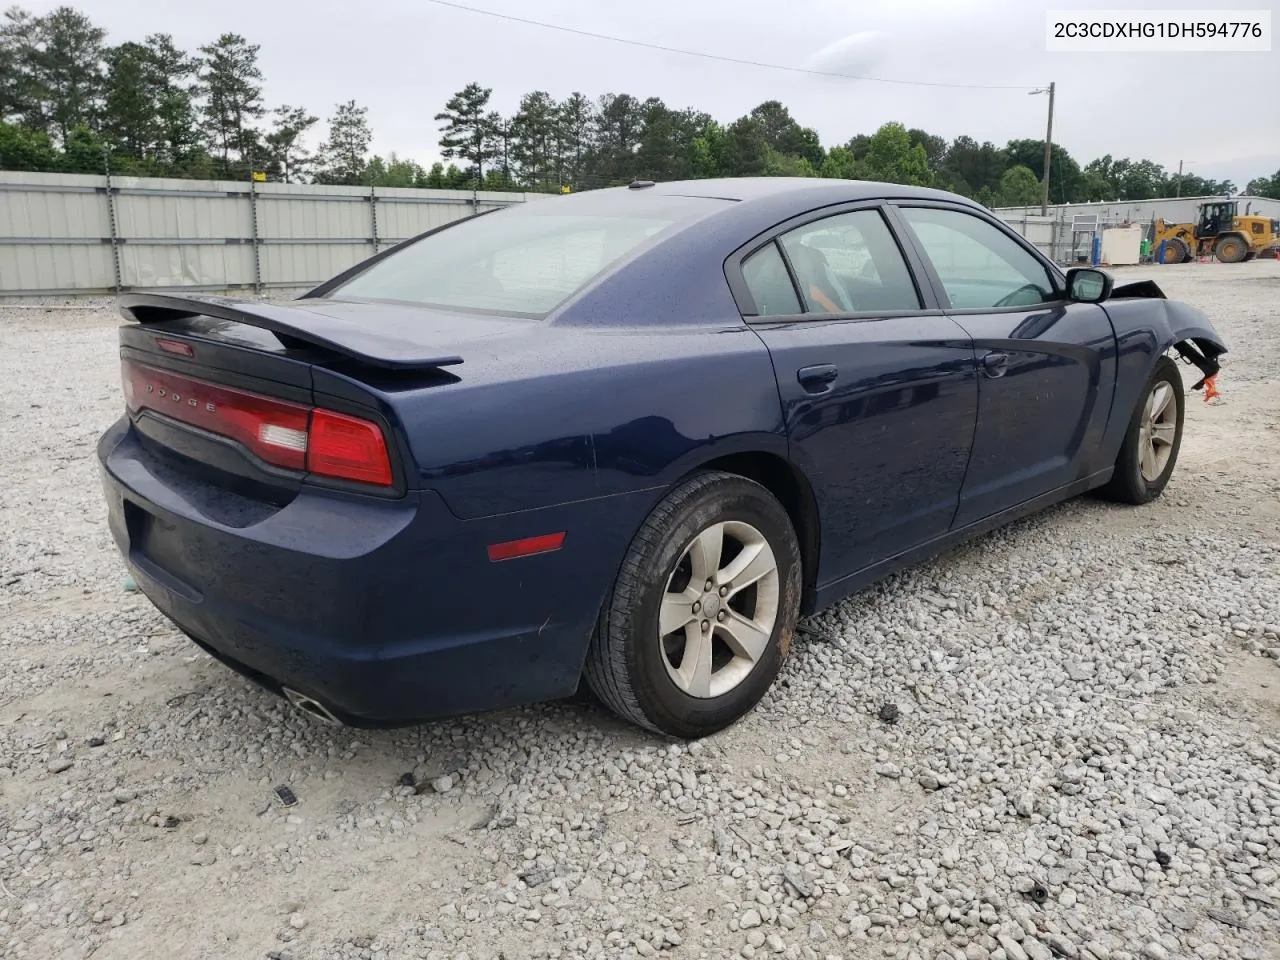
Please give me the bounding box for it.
[735,206,978,588]
[892,204,1117,529]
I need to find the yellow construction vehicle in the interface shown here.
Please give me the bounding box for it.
[1154,199,1280,263]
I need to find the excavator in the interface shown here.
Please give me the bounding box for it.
[1154,199,1280,263]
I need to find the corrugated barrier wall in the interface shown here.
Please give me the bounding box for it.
[0,171,542,298]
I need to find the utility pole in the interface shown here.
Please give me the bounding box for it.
[1175,160,1195,197]
[1024,83,1054,213]
[1041,82,1055,215]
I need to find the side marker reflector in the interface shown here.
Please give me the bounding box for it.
[487,532,566,562]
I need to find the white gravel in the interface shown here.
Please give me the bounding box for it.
[2,263,1279,960]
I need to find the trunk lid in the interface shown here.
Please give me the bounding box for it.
[119,291,536,370]
[115,293,526,504]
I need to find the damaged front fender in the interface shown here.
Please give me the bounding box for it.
[1105,282,1228,392]
[1172,338,1224,390]
[1164,299,1228,391]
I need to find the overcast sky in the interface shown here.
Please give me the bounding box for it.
[61,0,1280,187]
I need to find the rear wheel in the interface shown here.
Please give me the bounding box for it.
[1097,355,1185,505]
[1214,234,1249,263]
[584,471,802,738]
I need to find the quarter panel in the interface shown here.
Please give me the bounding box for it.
[393,323,784,519]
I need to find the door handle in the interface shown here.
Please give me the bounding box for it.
[797,364,838,394]
[981,352,1009,378]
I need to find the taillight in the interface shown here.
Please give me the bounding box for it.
[308,409,393,486]
[122,359,310,471]
[122,359,394,488]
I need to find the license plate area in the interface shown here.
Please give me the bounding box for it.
[122,498,202,602]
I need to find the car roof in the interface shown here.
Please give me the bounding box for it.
[545,177,999,328]
[515,178,979,219]
[629,176,973,206]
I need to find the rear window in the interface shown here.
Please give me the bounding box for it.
[328,194,728,316]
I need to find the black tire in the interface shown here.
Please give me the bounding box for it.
[1096,355,1185,505]
[1214,234,1249,263]
[584,471,802,739]
[1160,237,1189,264]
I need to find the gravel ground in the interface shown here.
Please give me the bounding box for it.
[2,262,1279,960]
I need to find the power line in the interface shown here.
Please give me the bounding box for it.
[422,0,1039,91]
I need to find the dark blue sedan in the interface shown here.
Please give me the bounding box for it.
[97,177,1227,738]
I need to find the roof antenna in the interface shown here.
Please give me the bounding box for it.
[629,180,655,189]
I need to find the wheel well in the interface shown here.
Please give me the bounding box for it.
[699,451,821,612]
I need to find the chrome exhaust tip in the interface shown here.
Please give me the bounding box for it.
[282,687,342,726]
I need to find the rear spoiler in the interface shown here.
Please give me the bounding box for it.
[118,293,464,372]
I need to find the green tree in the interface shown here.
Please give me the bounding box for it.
[489,113,515,186]
[1005,138,1082,204]
[199,33,264,172]
[423,161,446,188]
[590,92,645,184]
[720,115,769,176]
[100,34,201,171]
[101,42,154,161]
[1178,173,1233,197]
[942,136,1005,197]
[1116,158,1167,200]
[819,145,862,180]
[435,81,498,183]
[443,163,469,188]
[1244,170,1280,199]
[146,34,202,168]
[59,121,105,172]
[749,100,823,167]
[863,122,931,186]
[689,119,726,179]
[314,99,371,185]
[263,104,317,182]
[0,117,56,168]
[907,128,948,171]
[0,7,42,125]
[510,90,559,188]
[1080,154,1117,201]
[845,133,872,163]
[635,100,709,182]
[994,165,1041,206]
[764,149,816,178]
[29,6,107,143]
[557,92,594,189]
[369,153,427,188]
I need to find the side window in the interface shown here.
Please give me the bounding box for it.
[741,242,801,316]
[899,206,1056,309]
[777,210,921,314]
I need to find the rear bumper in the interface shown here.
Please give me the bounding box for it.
[97,418,635,725]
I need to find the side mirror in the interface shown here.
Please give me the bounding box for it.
[1065,267,1113,303]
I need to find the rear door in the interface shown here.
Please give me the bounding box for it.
[728,203,978,589]
[890,203,1117,528]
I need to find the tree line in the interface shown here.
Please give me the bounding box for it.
[2,6,1278,203]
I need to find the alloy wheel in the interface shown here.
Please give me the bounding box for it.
[658,520,780,699]
[1139,379,1179,482]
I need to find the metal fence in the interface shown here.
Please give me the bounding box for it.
[996,210,1078,264]
[994,194,1280,231]
[0,171,544,298]
[4,170,1160,299]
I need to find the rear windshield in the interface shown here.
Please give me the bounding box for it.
[327,193,729,316]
